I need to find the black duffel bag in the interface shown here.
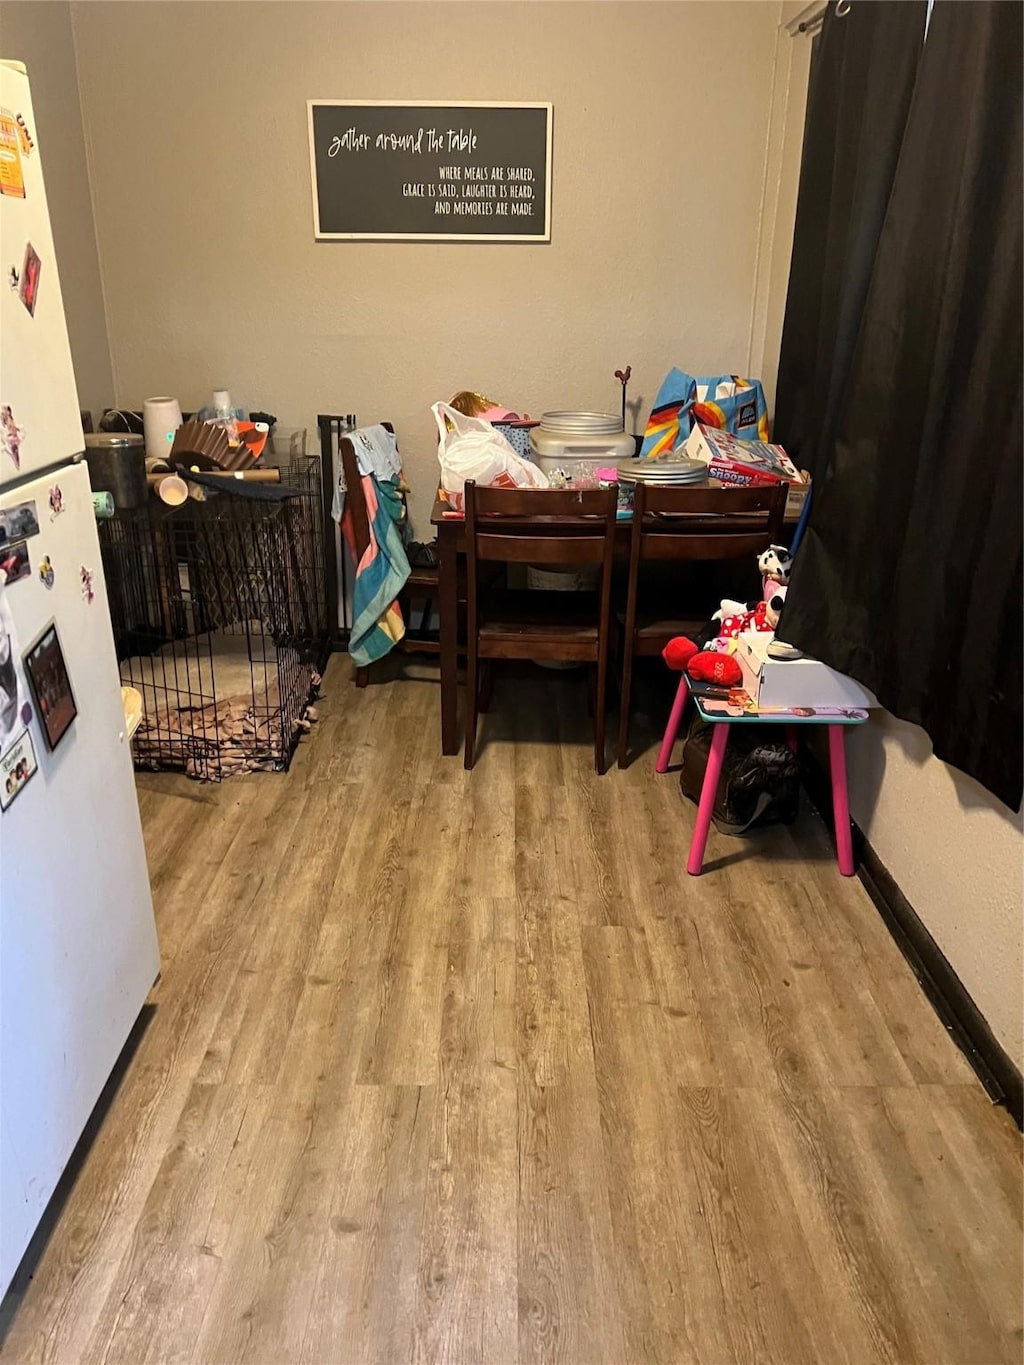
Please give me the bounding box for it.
[680,718,800,834]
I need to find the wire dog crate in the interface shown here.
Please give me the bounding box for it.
[98,453,330,780]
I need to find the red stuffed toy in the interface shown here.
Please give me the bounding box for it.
[662,637,699,671]
[660,636,743,686]
[686,651,742,686]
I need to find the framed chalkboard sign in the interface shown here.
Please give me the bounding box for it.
[307,101,552,242]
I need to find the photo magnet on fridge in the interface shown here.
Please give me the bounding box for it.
[0,405,24,470]
[18,242,41,316]
[1,540,30,587]
[23,621,77,752]
[0,588,26,755]
[0,498,40,542]
[0,728,38,810]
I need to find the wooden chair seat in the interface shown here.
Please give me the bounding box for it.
[479,590,604,659]
[626,615,711,652]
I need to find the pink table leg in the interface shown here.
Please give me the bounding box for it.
[828,724,855,876]
[656,676,689,774]
[786,724,799,755]
[687,723,729,875]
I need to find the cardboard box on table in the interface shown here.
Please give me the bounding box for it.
[682,422,811,517]
[735,633,875,710]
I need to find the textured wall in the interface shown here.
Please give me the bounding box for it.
[70,0,792,532]
[0,1,113,419]
[847,715,1023,1072]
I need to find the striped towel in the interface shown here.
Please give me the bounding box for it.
[342,475,411,666]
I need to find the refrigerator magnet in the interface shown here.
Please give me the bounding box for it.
[48,485,64,518]
[1,406,23,470]
[16,114,34,156]
[38,555,54,589]
[0,728,37,811]
[79,565,94,604]
[1,540,30,587]
[18,243,41,317]
[0,111,26,198]
[0,591,26,754]
[23,621,77,752]
[1,498,40,540]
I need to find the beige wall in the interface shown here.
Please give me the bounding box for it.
[847,717,1023,1072]
[69,0,800,532]
[0,0,113,419]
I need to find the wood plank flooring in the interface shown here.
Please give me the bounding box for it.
[1,657,1020,1364]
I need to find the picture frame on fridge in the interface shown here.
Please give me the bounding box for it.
[23,620,76,751]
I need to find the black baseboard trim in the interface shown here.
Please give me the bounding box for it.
[802,752,1023,1129]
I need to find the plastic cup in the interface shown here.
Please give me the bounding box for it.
[156,474,188,506]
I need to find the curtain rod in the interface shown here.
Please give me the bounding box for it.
[795,0,850,36]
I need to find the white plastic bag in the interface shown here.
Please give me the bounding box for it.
[433,401,548,510]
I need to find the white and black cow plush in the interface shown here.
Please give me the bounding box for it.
[758,544,792,585]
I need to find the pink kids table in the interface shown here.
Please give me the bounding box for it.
[681,696,868,877]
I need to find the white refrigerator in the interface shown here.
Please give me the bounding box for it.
[0,60,160,1295]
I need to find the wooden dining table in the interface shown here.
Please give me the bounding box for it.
[429,491,798,756]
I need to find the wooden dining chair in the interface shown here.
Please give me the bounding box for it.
[339,423,449,687]
[464,480,618,774]
[616,480,788,767]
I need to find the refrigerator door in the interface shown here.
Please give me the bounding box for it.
[0,62,85,484]
[0,461,159,1294]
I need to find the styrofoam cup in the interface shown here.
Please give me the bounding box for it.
[156,474,188,506]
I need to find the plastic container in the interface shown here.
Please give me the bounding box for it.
[198,388,245,444]
[529,412,635,484]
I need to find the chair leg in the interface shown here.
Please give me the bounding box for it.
[687,723,729,875]
[828,725,855,876]
[464,648,479,770]
[595,650,609,776]
[616,639,635,769]
[356,665,369,689]
[655,676,689,774]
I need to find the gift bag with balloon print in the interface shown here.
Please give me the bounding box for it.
[640,368,769,458]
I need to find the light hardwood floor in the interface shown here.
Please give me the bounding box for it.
[1,657,1020,1365]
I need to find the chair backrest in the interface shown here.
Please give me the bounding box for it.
[464,482,618,652]
[631,479,788,563]
[464,482,618,568]
[338,421,396,561]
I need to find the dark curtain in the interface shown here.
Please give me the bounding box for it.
[773,0,927,475]
[778,0,1024,810]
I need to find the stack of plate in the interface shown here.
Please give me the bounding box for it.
[616,454,708,486]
